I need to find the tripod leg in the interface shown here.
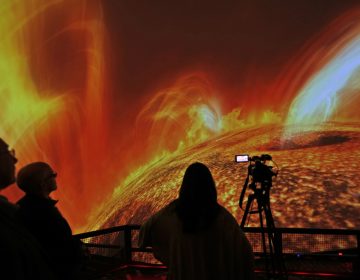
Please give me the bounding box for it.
[264,202,288,279]
[264,204,277,277]
[240,195,254,228]
[258,201,271,278]
[264,198,275,228]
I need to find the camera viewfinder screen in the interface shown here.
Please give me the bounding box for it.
[235,155,249,163]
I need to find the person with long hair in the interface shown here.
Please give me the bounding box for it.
[139,162,254,280]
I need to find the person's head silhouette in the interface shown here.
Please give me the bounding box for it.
[179,162,217,207]
[177,162,220,232]
[17,162,57,198]
[0,138,18,190]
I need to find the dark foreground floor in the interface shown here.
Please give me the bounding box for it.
[77,255,358,280]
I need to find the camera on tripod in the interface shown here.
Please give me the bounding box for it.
[236,154,286,278]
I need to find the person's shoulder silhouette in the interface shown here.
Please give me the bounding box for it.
[16,161,82,280]
[0,138,55,279]
[139,162,255,280]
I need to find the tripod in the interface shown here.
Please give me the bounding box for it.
[240,181,287,279]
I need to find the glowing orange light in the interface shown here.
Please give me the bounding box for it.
[0,0,112,232]
[1,1,360,233]
[134,74,223,154]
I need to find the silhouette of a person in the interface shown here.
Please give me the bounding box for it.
[0,138,55,279]
[16,162,83,280]
[139,162,255,280]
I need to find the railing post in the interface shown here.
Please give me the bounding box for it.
[357,233,360,258]
[274,229,283,255]
[124,226,132,263]
[354,233,360,277]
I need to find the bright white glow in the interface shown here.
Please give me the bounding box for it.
[198,104,221,132]
[286,36,360,127]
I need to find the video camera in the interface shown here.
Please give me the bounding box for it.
[235,154,277,185]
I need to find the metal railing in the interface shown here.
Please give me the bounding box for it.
[75,225,360,264]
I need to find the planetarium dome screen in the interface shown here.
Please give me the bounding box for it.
[1,0,359,233]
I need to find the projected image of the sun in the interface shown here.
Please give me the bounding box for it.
[1,0,359,233]
[90,6,360,231]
